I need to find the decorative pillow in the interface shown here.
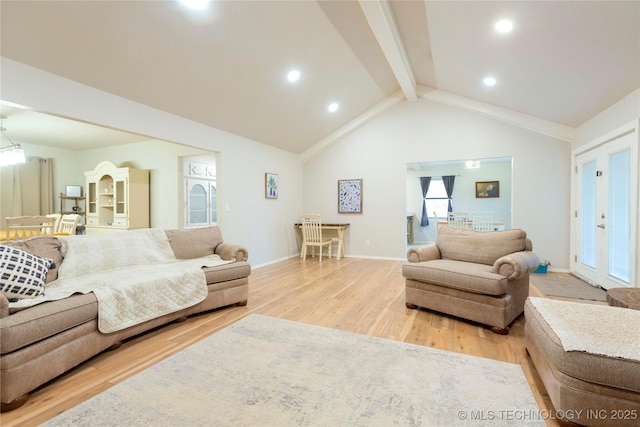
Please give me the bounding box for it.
[0,245,54,300]
[8,236,63,283]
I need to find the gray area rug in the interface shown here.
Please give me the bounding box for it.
[45,314,543,426]
[530,274,607,301]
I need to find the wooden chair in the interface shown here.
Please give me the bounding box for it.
[300,214,332,262]
[58,214,81,235]
[4,216,56,241]
[447,212,470,230]
[46,213,62,234]
[471,211,495,231]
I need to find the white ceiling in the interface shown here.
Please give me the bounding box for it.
[1,1,638,153]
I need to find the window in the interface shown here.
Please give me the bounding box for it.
[425,178,449,218]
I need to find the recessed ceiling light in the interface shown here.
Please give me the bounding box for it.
[287,69,301,83]
[483,77,497,86]
[328,102,339,113]
[179,0,210,10]
[494,19,513,33]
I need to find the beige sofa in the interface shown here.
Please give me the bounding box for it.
[402,226,538,334]
[0,226,250,411]
[525,297,640,426]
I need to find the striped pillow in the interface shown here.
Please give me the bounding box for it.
[0,245,54,300]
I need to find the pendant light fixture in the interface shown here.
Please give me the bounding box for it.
[0,115,25,166]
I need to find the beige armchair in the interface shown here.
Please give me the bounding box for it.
[402,226,539,334]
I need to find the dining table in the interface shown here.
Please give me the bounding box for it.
[0,230,69,242]
[295,223,350,260]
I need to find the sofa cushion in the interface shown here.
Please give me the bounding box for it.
[7,236,63,283]
[0,245,54,300]
[165,227,224,259]
[402,259,508,295]
[1,293,98,354]
[436,227,528,265]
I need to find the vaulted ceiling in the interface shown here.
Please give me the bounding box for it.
[1,1,638,153]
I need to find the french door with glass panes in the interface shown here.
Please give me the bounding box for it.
[574,129,638,290]
[185,178,217,228]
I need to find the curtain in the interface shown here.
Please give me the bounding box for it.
[1,157,54,219]
[419,176,431,226]
[442,175,455,213]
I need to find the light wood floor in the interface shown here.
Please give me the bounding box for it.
[1,258,602,426]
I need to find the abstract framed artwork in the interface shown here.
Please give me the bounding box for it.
[475,181,500,198]
[338,179,363,214]
[265,173,279,199]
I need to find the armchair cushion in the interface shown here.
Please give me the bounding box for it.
[436,227,529,265]
[403,259,508,295]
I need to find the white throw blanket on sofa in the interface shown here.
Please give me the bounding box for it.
[10,229,233,333]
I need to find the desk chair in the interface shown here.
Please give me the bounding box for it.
[300,214,332,262]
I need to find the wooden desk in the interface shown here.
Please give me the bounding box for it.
[295,223,350,260]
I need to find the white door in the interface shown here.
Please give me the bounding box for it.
[574,131,637,289]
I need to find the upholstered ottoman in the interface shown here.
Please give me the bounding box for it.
[525,297,640,426]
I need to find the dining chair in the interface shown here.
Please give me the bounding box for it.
[4,216,56,241]
[471,211,495,231]
[46,213,62,234]
[300,214,332,262]
[447,212,470,230]
[58,213,81,235]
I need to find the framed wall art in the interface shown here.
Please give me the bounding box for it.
[265,173,279,199]
[475,181,499,198]
[338,179,363,214]
[65,185,82,197]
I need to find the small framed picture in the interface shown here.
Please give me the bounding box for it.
[338,179,363,214]
[265,173,279,199]
[475,181,499,198]
[65,185,82,197]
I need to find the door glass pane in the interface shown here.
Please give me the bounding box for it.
[608,149,630,282]
[581,161,596,268]
[189,184,207,224]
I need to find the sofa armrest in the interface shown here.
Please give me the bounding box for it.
[215,243,249,262]
[491,251,539,280]
[407,244,441,263]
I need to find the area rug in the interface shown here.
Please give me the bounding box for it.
[530,273,607,301]
[44,314,543,426]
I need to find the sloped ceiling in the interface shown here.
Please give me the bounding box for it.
[1,1,638,153]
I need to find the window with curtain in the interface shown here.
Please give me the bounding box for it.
[424,178,450,219]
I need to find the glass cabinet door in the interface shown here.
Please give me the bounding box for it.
[115,178,126,216]
[88,182,97,214]
[187,179,209,227]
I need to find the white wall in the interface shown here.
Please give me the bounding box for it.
[407,159,512,244]
[575,88,640,148]
[2,58,303,267]
[303,98,572,268]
